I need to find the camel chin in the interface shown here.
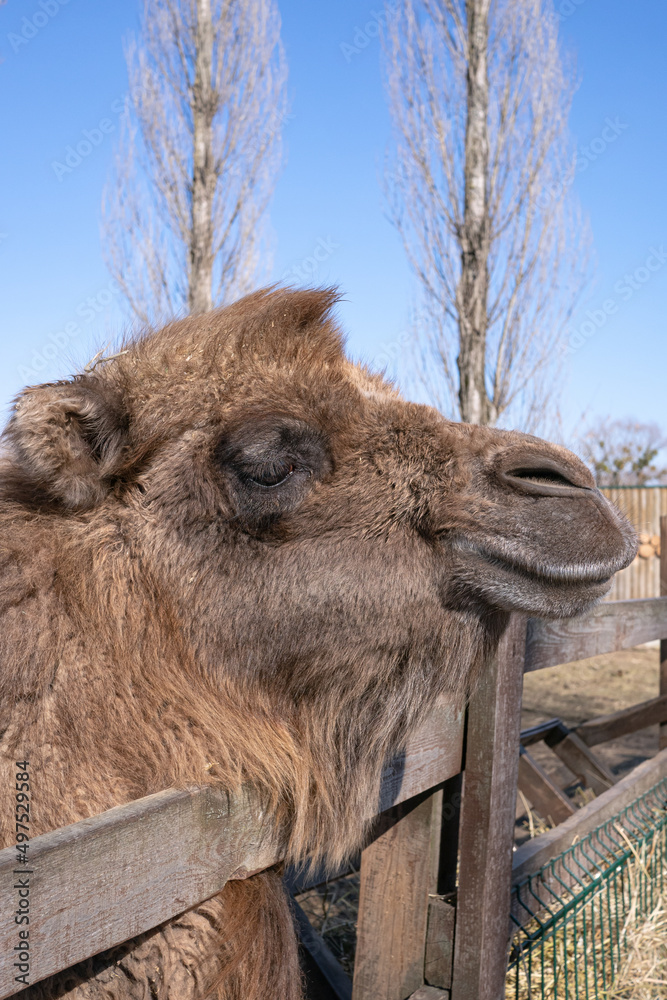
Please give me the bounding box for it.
[454,512,637,618]
[455,545,618,618]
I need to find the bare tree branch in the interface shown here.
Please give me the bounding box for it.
[102,0,287,325]
[383,0,591,433]
[578,418,667,487]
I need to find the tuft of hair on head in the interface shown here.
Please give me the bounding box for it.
[231,285,345,365]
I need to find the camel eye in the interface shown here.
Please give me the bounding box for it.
[215,417,331,531]
[246,463,296,488]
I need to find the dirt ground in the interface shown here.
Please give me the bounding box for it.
[297,645,664,975]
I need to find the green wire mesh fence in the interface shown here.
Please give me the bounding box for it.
[506,777,667,1000]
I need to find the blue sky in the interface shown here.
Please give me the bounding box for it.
[0,0,665,443]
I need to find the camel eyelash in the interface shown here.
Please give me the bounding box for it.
[243,461,298,489]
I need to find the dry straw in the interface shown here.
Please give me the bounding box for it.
[508,822,667,1000]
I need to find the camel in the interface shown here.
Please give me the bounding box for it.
[0,287,636,998]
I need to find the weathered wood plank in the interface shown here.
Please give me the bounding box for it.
[575,694,667,747]
[352,791,442,1000]
[424,896,455,990]
[512,745,667,890]
[525,597,667,673]
[0,696,463,999]
[378,697,464,813]
[0,785,281,1000]
[449,615,527,1000]
[408,988,449,999]
[517,749,575,826]
[547,730,617,796]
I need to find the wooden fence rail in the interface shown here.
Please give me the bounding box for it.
[0,702,464,999]
[3,523,667,1000]
[525,596,667,671]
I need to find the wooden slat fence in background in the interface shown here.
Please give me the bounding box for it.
[603,486,667,599]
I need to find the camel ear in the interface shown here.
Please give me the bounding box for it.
[7,380,128,510]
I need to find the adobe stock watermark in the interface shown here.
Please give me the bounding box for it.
[371,328,412,372]
[536,116,629,211]
[18,279,121,383]
[553,0,588,21]
[576,117,629,172]
[340,4,397,63]
[6,0,72,57]
[247,107,295,154]
[51,97,125,181]
[565,246,667,355]
[279,236,340,285]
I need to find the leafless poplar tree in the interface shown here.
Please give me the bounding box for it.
[384,0,589,429]
[103,0,287,324]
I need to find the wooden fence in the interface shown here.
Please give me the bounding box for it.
[602,486,667,599]
[2,523,667,1000]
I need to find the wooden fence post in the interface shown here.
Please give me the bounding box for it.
[352,791,443,1000]
[449,614,527,1000]
[660,515,667,751]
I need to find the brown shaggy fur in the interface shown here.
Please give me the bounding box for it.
[0,288,636,998]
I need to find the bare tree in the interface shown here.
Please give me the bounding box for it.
[384,0,589,430]
[579,418,667,487]
[103,0,287,324]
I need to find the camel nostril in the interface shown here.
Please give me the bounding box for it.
[496,448,595,497]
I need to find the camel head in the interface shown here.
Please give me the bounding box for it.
[3,288,636,708]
